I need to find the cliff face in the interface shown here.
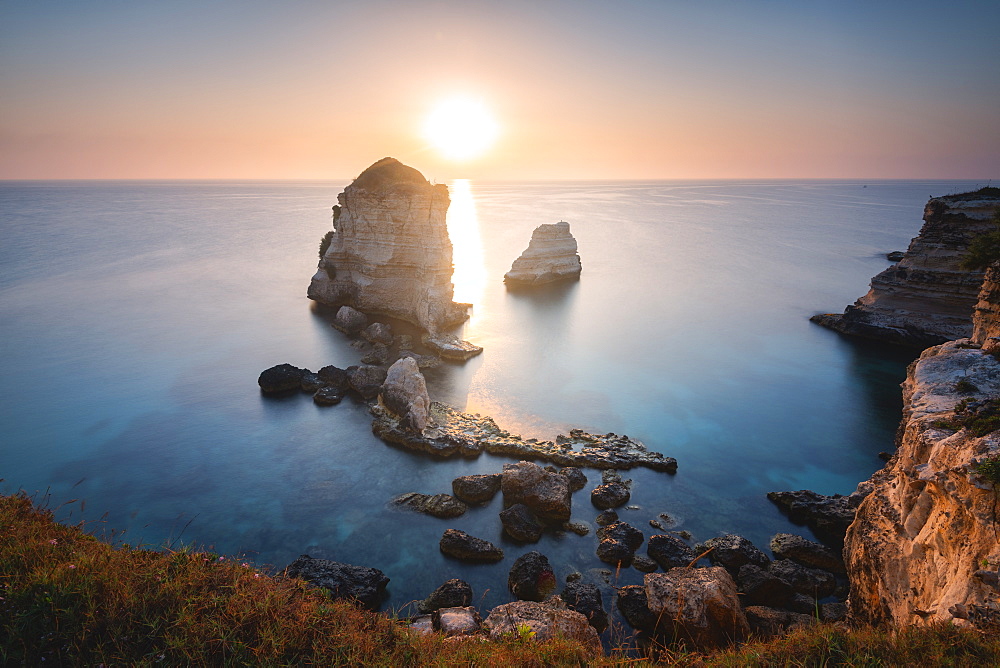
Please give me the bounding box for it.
[504,221,582,286]
[972,262,1000,351]
[308,158,468,333]
[844,338,1000,627]
[812,193,999,347]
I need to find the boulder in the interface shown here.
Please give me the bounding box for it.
[595,509,619,526]
[379,357,431,432]
[561,582,608,632]
[421,333,483,361]
[482,600,601,656]
[312,386,346,406]
[647,533,696,571]
[501,461,572,522]
[284,555,389,611]
[644,567,750,650]
[700,534,770,573]
[558,467,588,492]
[508,551,557,602]
[418,578,473,614]
[736,564,795,608]
[743,606,817,638]
[361,343,389,366]
[258,364,306,394]
[439,529,503,563]
[499,504,544,543]
[362,321,393,345]
[300,371,324,393]
[451,473,502,504]
[317,365,350,392]
[596,521,644,567]
[615,584,660,633]
[346,364,387,399]
[768,559,837,598]
[436,606,482,636]
[770,533,844,573]
[391,493,467,519]
[591,482,631,509]
[333,305,368,335]
[407,614,435,635]
[766,489,861,549]
[504,221,583,286]
[632,556,658,573]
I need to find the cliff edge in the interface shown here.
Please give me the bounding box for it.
[812,190,1000,347]
[308,158,469,334]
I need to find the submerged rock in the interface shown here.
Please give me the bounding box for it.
[308,158,469,334]
[391,492,467,519]
[284,555,389,611]
[504,221,582,286]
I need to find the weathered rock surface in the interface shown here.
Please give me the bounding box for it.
[811,191,999,346]
[504,221,582,286]
[561,582,608,632]
[333,305,368,335]
[596,521,644,567]
[616,584,660,632]
[312,386,345,406]
[558,467,588,491]
[346,364,387,399]
[768,559,837,599]
[743,606,817,638]
[362,321,393,345]
[422,334,483,361]
[391,492,467,519]
[451,474,502,504]
[644,567,750,650]
[258,364,306,394]
[308,158,469,333]
[482,599,601,656]
[736,564,795,608]
[418,578,473,614]
[317,365,351,392]
[499,503,543,542]
[371,401,677,471]
[972,261,1000,349]
[767,489,863,549]
[379,357,431,432]
[591,481,631,509]
[770,533,844,574]
[647,533,696,571]
[438,529,504,563]
[435,606,482,636]
[845,338,1000,627]
[501,461,571,522]
[284,555,389,611]
[508,551,557,602]
[700,534,770,574]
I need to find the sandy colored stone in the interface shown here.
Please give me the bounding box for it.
[505,221,582,285]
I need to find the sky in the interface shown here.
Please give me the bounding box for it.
[1,0,998,181]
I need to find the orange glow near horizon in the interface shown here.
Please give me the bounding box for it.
[423,97,500,162]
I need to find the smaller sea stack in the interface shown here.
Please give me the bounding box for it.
[504,221,582,286]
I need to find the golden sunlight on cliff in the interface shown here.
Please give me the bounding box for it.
[446,179,486,307]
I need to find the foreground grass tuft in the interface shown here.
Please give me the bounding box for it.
[3,491,1000,666]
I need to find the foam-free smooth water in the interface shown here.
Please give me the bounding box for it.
[0,179,977,613]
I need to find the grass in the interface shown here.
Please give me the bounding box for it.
[3,491,1000,666]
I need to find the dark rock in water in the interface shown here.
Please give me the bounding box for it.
[439,529,504,563]
[767,489,861,549]
[597,538,636,567]
[361,343,389,366]
[631,555,658,573]
[700,534,770,573]
[595,509,619,526]
[508,551,556,602]
[317,365,350,392]
[559,466,588,491]
[886,250,905,262]
[418,578,473,614]
[333,305,369,335]
[258,364,306,394]
[501,461,572,522]
[591,481,631,509]
[647,533,695,571]
[564,521,590,536]
[300,371,324,393]
[499,504,543,542]
[770,533,844,573]
[743,606,816,638]
[736,564,795,608]
[391,492,467,519]
[346,364,387,399]
[284,555,389,611]
[362,321,393,345]
[596,521,644,567]
[451,473,502,504]
[768,559,837,598]
[616,584,659,633]
[561,581,608,632]
[313,386,345,406]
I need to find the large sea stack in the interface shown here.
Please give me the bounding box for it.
[811,190,1000,347]
[504,221,582,286]
[308,158,469,334]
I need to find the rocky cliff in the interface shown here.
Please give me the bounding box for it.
[812,191,1000,347]
[504,221,582,286]
[972,262,1000,352]
[844,335,1000,628]
[308,158,469,333]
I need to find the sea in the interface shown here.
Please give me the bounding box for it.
[0,178,985,619]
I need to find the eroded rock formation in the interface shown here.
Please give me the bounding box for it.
[845,338,1000,627]
[972,261,1000,351]
[308,158,469,333]
[812,191,1000,346]
[504,221,582,286]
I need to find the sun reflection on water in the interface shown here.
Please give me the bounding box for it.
[446,179,487,308]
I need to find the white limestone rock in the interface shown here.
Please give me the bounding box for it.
[504,221,582,286]
[379,357,431,433]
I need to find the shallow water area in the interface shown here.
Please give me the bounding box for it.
[0,178,978,623]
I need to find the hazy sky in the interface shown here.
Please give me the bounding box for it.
[2,0,998,180]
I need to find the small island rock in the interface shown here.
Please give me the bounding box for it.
[504,221,582,286]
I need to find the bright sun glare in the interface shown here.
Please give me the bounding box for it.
[424,97,499,161]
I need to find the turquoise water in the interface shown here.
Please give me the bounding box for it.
[0,179,978,617]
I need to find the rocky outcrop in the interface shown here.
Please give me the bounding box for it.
[812,191,1000,346]
[972,261,1000,351]
[451,474,501,504]
[560,582,609,632]
[308,158,469,333]
[379,357,431,432]
[508,551,557,602]
[371,401,677,472]
[482,600,602,656]
[418,579,473,614]
[596,521,644,567]
[845,339,1000,627]
[501,461,571,523]
[504,221,582,286]
[644,567,750,650]
[438,529,504,563]
[284,555,389,611]
[767,489,867,549]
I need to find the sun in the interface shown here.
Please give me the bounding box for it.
[424,96,499,161]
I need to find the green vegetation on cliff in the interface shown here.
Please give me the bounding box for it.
[2,492,999,666]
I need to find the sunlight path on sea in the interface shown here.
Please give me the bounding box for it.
[446,179,487,310]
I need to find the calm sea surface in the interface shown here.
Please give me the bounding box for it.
[0,179,982,617]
